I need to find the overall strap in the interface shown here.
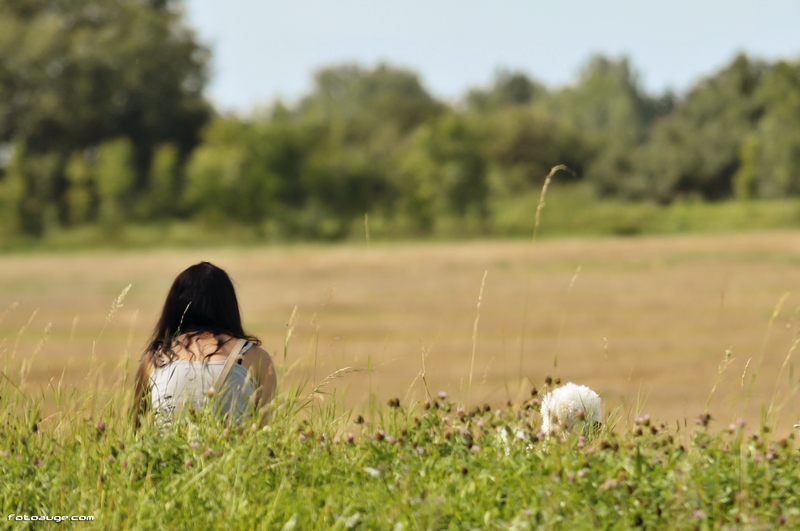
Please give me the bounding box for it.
[213,338,247,393]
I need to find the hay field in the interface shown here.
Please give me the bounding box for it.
[2,231,800,429]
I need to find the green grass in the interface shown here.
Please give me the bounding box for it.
[5,184,800,252]
[492,183,800,238]
[2,354,800,530]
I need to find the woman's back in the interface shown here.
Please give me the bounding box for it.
[149,342,258,423]
[133,262,277,429]
[135,332,276,428]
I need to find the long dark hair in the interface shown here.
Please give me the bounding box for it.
[145,262,260,366]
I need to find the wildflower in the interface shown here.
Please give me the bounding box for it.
[121,460,128,468]
[540,383,602,435]
[333,436,341,444]
[696,413,711,427]
[298,433,306,442]
[438,391,447,400]
[470,444,480,452]
[435,496,444,504]
[96,421,106,434]
[577,436,585,449]
[1,451,8,458]
[185,459,193,468]
[364,467,381,477]
[107,455,115,463]
[577,469,586,479]
[416,446,425,455]
[375,430,385,442]
[476,419,486,428]
[204,448,214,458]
[694,510,705,519]
[779,515,788,525]
[567,471,575,482]
[37,460,44,467]
[190,441,199,449]
[346,433,355,444]
[205,387,216,398]
[737,418,746,428]
[753,454,763,463]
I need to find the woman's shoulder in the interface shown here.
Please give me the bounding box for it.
[244,343,272,359]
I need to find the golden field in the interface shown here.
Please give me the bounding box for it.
[2,232,800,431]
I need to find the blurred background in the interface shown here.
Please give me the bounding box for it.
[1,0,800,245]
[2,1,800,427]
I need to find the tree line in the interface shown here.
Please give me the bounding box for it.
[2,0,800,240]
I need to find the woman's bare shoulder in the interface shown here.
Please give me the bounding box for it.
[247,344,274,362]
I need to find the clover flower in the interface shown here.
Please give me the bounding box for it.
[540,382,602,436]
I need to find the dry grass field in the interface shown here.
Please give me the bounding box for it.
[3,231,800,431]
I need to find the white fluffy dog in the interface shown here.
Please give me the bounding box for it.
[540,382,602,435]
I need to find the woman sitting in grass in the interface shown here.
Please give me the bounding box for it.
[132,262,276,429]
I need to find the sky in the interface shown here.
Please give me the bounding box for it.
[184,1,800,113]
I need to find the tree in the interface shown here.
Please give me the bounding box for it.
[466,70,543,111]
[64,150,93,225]
[95,138,134,231]
[748,61,800,197]
[0,0,211,232]
[623,54,767,201]
[541,56,672,196]
[392,111,489,230]
[298,63,442,141]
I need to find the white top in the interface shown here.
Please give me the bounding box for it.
[149,342,257,423]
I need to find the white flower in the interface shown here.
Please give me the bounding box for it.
[541,382,602,435]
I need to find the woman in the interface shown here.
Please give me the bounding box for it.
[132,262,276,429]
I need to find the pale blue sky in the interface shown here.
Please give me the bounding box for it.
[184,1,800,113]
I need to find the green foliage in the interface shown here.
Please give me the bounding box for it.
[299,63,443,139]
[466,70,544,111]
[733,133,759,200]
[1,366,799,528]
[0,0,210,235]
[3,4,800,245]
[619,54,769,202]
[146,144,179,219]
[95,138,135,231]
[750,61,800,198]
[65,150,94,225]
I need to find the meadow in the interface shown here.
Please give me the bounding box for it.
[2,231,800,427]
[3,231,800,528]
